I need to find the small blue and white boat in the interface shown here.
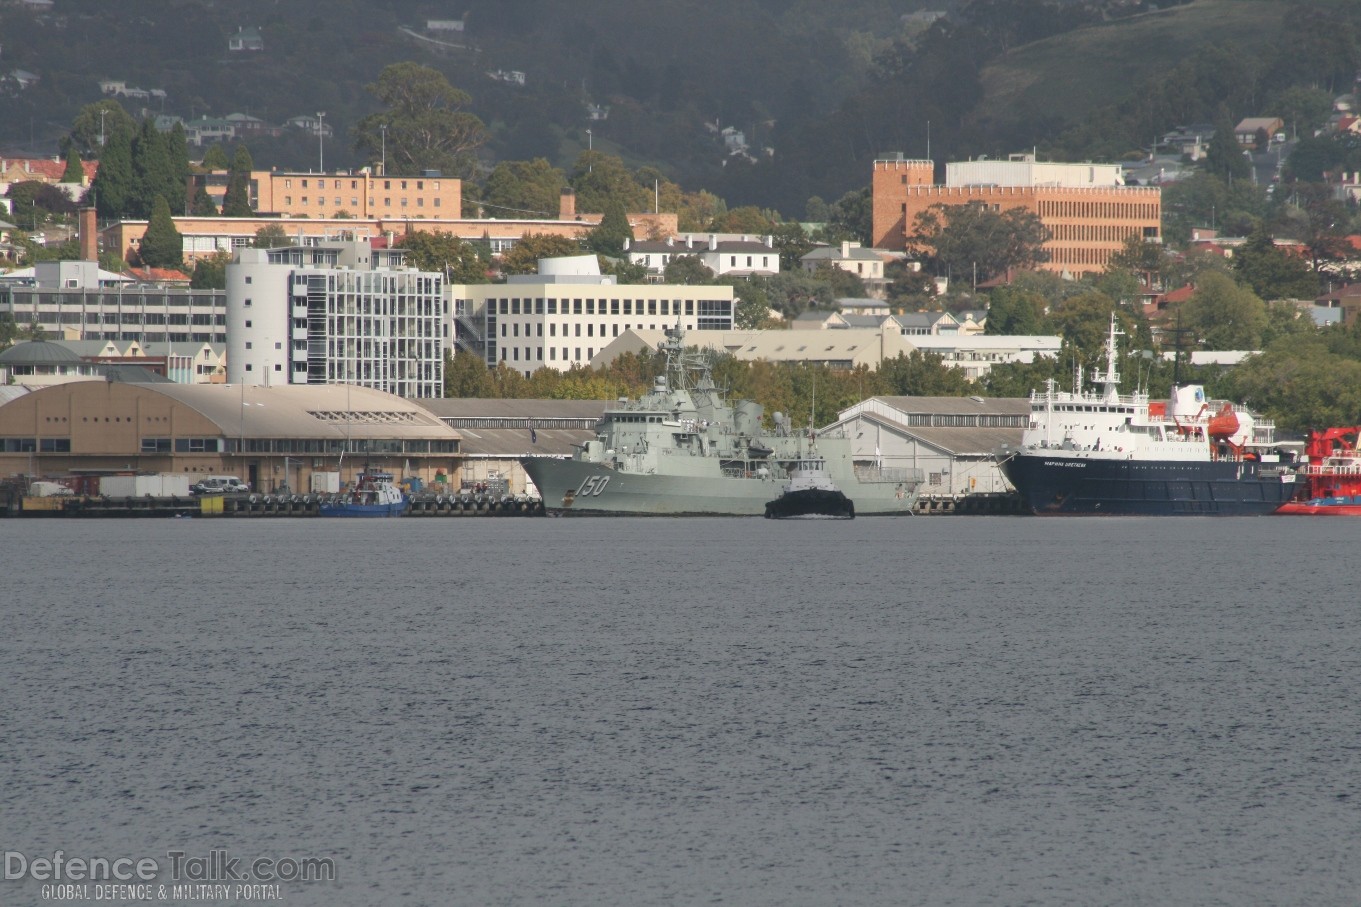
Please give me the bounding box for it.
[318,471,409,518]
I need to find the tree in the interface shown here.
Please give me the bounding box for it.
[878,351,975,396]
[166,123,192,215]
[569,151,650,213]
[444,349,498,397]
[814,188,873,245]
[483,158,566,219]
[396,230,489,283]
[87,126,135,219]
[885,260,936,310]
[190,185,218,216]
[1180,271,1268,350]
[200,144,230,171]
[132,119,176,218]
[221,146,255,217]
[709,205,776,234]
[354,62,488,178]
[138,196,182,268]
[1232,225,1318,301]
[6,181,75,228]
[1203,110,1251,182]
[663,255,715,285]
[499,234,582,274]
[909,203,1051,283]
[190,250,231,289]
[985,285,1048,335]
[586,198,632,256]
[253,224,289,248]
[770,222,814,272]
[61,148,83,184]
[66,100,136,159]
[599,256,650,283]
[1105,235,1166,289]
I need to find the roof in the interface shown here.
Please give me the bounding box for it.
[456,429,591,458]
[0,340,83,365]
[593,328,914,367]
[802,245,882,262]
[415,398,610,420]
[868,395,1031,416]
[858,411,1024,456]
[140,383,460,440]
[123,266,192,283]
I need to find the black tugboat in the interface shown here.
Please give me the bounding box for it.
[764,456,855,519]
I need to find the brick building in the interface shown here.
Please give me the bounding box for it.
[871,153,1162,277]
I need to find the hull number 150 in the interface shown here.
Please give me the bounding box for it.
[576,476,611,496]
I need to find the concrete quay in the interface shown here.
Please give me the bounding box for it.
[2,491,546,518]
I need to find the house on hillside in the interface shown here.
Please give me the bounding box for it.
[1234,117,1284,147]
[800,241,886,281]
[228,27,264,53]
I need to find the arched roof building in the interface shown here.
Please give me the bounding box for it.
[0,381,460,492]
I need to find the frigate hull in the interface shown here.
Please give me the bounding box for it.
[523,457,917,516]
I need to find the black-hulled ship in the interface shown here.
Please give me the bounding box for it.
[764,456,855,519]
[997,317,1298,515]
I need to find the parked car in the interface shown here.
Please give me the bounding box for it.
[191,476,249,495]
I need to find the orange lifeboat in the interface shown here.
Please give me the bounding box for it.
[1207,403,1240,438]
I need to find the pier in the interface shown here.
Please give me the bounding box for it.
[2,491,546,518]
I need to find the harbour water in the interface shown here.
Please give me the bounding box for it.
[2,517,1358,906]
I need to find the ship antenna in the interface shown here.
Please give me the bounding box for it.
[1091,312,1122,400]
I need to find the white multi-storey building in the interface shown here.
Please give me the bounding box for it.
[449,255,734,376]
[226,241,446,398]
[0,260,227,344]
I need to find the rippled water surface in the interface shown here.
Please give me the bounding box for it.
[2,517,1360,906]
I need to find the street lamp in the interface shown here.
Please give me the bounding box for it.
[317,111,326,173]
[586,128,592,173]
[379,123,387,175]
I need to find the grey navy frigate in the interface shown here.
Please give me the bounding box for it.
[520,327,922,515]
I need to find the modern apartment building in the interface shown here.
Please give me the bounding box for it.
[0,260,227,344]
[226,240,446,398]
[449,255,735,376]
[872,153,1162,276]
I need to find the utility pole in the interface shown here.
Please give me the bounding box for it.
[379,123,387,175]
[317,111,326,173]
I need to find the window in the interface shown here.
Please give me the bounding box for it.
[302,179,309,188]
[417,180,424,190]
[434,198,441,208]
[275,342,281,349]
[274,364,282,371]
[244,320,252,328]
[245,276,252,284]
[244,299,252,307]
[245,364,253,371]
[245,342,252,349]
[285,196,293,205]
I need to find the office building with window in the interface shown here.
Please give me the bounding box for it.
[226,240,446,398]
[872,153,1162,276]
[0,260,227,344]
[449,255,734,376]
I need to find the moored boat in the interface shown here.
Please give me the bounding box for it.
[1276,427,1361,515]
[318,471,409,517]
[998,316,1298,515]
[764,455,855,519]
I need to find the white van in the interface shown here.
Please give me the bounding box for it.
[191,476,250,495]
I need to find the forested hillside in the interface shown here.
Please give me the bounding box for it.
[2,0,1360,217]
